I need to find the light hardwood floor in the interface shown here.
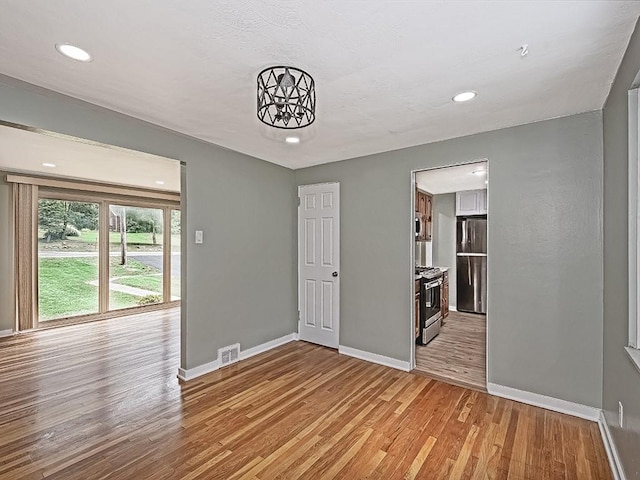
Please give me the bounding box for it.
[415,311,487,391]
[0,309,611,479]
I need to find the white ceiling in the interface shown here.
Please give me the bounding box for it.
[416,161,488,195]
[0,1,638,170]
[0,125,181,192]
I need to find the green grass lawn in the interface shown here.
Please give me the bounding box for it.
[81,231,172,246]
[38,257,168,321]
[109,257,163,310]
[112,275,181,298]
[113,274,163,293]
[38,257,101,320]
[110,257,159,277]
[38,230,181,252]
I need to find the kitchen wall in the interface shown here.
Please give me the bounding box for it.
[296,110,604,408]
[431,193,456,308]
[602,18,640,479]
[0,74,298,371]
[415,241,432,267]
[0,174,14,333]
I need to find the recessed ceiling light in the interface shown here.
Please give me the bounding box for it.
[472,169,486,176]
[155,180,165,185]
[285,136,300,144]
[452,91,477,103]
[55,43,92,62]
[42,162,56,168]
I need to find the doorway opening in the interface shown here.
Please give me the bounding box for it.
[411,161,488,391]
[1,121,182,331]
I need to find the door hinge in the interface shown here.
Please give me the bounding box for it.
[298,310,301,320]
[297,196,301,206]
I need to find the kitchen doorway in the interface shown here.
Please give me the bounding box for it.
[411,161,488,391]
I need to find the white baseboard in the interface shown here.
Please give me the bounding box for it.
[0,329,14,338]
[486,383,600,421]
[239,333,298,361]
[177,358,219,382]
[598,410,626,480]
[338,345,411,372]
[177,332,298,382]
[449,305,457,312]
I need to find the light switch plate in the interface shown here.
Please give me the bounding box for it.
[195,230,203,244]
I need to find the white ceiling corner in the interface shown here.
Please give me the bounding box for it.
[0,1,638,170]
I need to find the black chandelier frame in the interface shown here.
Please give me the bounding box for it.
[257,66,316,129]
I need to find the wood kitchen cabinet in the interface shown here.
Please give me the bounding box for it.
[417,192,427,217]
[441,271,449,321]
[415,189,433,241]
[425,195,432,240]
[415,279,421,340]
[415,292,420,340]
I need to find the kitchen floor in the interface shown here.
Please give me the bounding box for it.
[414,311,486,391]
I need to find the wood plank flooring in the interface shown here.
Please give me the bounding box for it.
[415,311,487,391]
[0,308,611,479]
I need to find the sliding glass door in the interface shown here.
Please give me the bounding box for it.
[34,193,179,325]
[109,205,164,310]
[38,199,101,321]
[171,209,181,301]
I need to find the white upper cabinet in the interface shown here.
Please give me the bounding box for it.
[478,188,487,213]
[456,189,487,216]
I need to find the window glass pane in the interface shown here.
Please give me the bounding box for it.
[109,205,163,310]
[38,199,100,321]
[171,209,181,300]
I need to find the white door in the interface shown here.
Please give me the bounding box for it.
[298,183,340,348]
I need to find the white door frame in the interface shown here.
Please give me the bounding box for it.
[410,161,490,384]
[297,182,340,348]
[410,171,417,370]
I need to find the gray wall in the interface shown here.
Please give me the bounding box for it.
[0,72,610,416]
[602,19,640,479]
[0,175,14,332]
[432,193,456,307]
[0,75,297,370]
[296,111,604,408]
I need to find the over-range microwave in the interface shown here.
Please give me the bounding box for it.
[415,212,426,241]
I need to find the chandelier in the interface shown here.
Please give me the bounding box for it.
[257,66,315,129]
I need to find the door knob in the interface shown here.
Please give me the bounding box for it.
[332,271,338,277]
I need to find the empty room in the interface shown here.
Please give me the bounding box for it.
[0,1,639,479]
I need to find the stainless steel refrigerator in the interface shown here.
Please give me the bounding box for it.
[456,216,487,314]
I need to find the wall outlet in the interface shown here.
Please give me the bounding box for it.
[619,401,624,428]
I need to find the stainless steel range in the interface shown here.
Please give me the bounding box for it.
[416,267,443,345]
[416,266,442,280]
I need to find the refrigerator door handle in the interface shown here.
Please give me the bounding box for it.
[462,219,467,248]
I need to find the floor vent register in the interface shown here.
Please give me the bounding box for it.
[218,343,240,367]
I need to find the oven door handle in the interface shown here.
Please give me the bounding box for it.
[424,280,442,289]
